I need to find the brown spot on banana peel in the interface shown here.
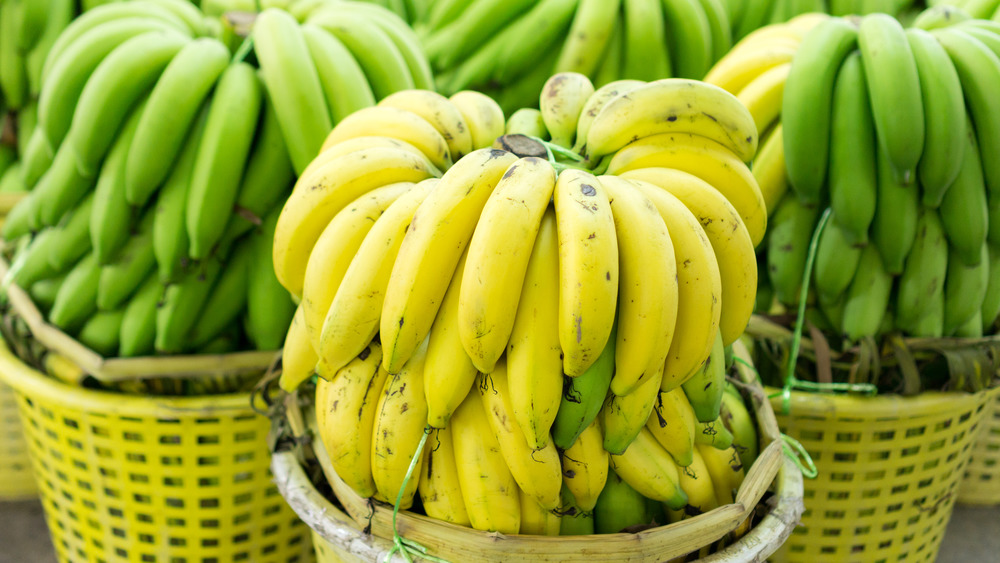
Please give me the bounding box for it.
[575,315,583,343]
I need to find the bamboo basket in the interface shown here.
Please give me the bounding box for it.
[958,386,1000,505]
[270,341,805,563]
[0,340,315,562]
[747,316,996,562]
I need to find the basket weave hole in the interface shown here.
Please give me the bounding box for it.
[865,469,886,480]
[829,471,853,482]
[862,489,881,499]
[199,497,220,509]
[891,484,909,496]
[858,507,877,518]
[836,431,861,443]
[137,513,153,523]
[199,455,221,466]
[126,452,146,463]
[896,464,916,477]
[873,430,895,441]
[832,451,857,463]
[159,434,182,445]
[129,472,150,484]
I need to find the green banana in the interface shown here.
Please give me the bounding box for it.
[871,144,919,275]
[782,18,858,204]
[47,193,96,273]
[10,229,59,289]
[767,193,820,306]
[25,0,75,97]
[551,323,617,450]
[245,208,296,351]
[97,210,156,311]
[602,370,663,456]
[912,5,971,31]
[423,0,535,70]
[593,17,623,88]
[895,208,949,331]
[0,1,29,111]
[125,36,230,206]
[20,128,55,189]
[300,23,376,124]
[554,0,622,78]
[681,331,726,423]
[30,272,68,313]
[155,256,223,353]
[31,142,95,228]
[342,2,435,90]
[188,237,254,348]
[812,213,863,304]
[622,0,672,81]
[943,242,990,336]
[694,417,734,450]
[559,485,595,535]
[979,245,1000,331]
[841,244,894,341]
[119,273,163,357]
[78,308,125,356]
[906,285,945,338]
[49,252,101,333]
[492,0,579,84]
[593,467,654,534]
[940,117,989,267]
[719,388,758,471]
[697,0,733,64]
[661,0,713,79]
[185,62,262,260]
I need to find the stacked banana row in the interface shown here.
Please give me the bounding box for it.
[726,0,916,41]
[929,0,1000,21]
[419,0,737,112]
[715,12,1000,341]
[2,0,297,357]
[274,76,765,533]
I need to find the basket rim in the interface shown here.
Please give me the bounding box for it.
[0,341,257,416]
[764,385,998,419]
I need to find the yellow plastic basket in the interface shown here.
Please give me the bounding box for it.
[768,389,992,563]
[0,378,36,499]
[0,342,314,563]
[958,388,1000,505]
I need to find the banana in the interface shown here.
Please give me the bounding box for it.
[552,170,619,377]
[955,311,984,338]
[943,242,990,336]
[593,17,624,88]
[593,466,653,534]
[719,385,758,470]
[609,426,688,509]
[299,23,375,126]
[697,0,733,62]
[341,2,435,90]
[621,167,756,346]
[118,274,162,358]
[841,244,894,341]
[603,369,664,455]
[934,28,1000,197]
[78,308,125,357]
[980,246,1000,331]
[279,305,320,392]
[315,341,389,499]
[694,416,735,450]
[622,0,672,81]
[940,117,989,267]
[828,51,877,245]
[25,0,75,97]
[187,239,255,349]
[461,159,557,425]
[752,124,788,216]
[50,252,101,333]
[253,8,332,174]
[478,365,563,511]
[913,5,971,30]
[734,0,772,40]
[858,13,924,184]
[491,0,580,85]
[380,90,473,161]
[767,193,820,307]
[371,339,429,506]
[303,182,414,358]
[423,0,535,71]
[272,146,437,297]
[572,80,646,153]
[380,149,516,373]
[677,447,720,516]
[661,0,714,79]
[319,181,435,383]
[320,106,453,171]
[124,38,229,206]
[46,193,95,273]
[185,62,262,260]
[66,30,191,176]
[812,213,863,304]
[38,17,185,149]
[781,17,857,204]
[599,177,676,395]
[704,41,797,96]
[31,143,95,228]
[451,390,521,534]
[906,28,966,207]
[646,387,697,467]
[418,426,471,526]
[559,484,596,535]
[896,208,949,331]
[307,8,415,99]
[551,322,616,450]
[872,144,920,275]
[30,273,68,315]
[449,91,506,149]
[301,137,428,189]
[423,0,471,33]
[540,73,595,149]
[696,444,744,506]
[554,0,622,78]
[560,419,609,512]
[736,62,789,136]
[97,210,156,311]
[519,488,561,536]
[91,96,146,265]
[681,331,726,423]
[19,128,53,189]
[155,257,223,353]
[243,211,294,352]
[505,108,549,139]
[10,229,59,289]
[151,105,207,283]
[606,132,767,251]
[0,1,28,111]
[583,79,758,165]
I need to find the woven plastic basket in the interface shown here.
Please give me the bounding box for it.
[0,378,36,499]
[958,387,1000,505]
[768,388,992,563]
[0,342,314,563]
[271,342,805,563]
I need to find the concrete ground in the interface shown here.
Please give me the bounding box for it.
[0,499,996,562]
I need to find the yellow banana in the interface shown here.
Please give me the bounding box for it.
[449,90,506,149]
[609,426,689,509]
[320,105,453,170]
[573,79,646,153]
[553,169,619,377]
[518,488,561,536]
[736,62,790,136]
[561,419,609,512]
[539,72,595,148]
[602,369,664,455]
[646,388,697,467]
[279,304,319,392]
[677,447,720,516]
[704,43,797,95]
[752,123,789,216]
[379,89,473,160]
[418,426,471,526]
[300,136,429,184]
[696,443,745,506]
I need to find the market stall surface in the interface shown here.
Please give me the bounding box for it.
[0,500,996,562]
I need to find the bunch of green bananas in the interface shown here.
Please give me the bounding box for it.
[418,0,738,112]
[727,0,917,41]
[729,11,1000,342]
[928,0,1000,21]
[272,74,766,535]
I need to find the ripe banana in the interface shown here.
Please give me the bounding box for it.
[540,73,595,149]
[603,369,664,455]
[561,419,609,513]
[320,106,452,171]
[719,388,759,470]
[519,488,561,536]
[697,444,744,506]
[418,426,471,526]
[677,447,720,516]
[380,89,473,161]
[279,305,319,392]
[646,387,697,468]
[752,124,788,217]
[449,90,506,149]
[572,79,646,153]
[736,62,789,136]
[609,426,688,509]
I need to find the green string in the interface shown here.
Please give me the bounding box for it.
[777,207,877,415]
[781,434,818,479]
[231,34,255,63]
[383,426,450,563]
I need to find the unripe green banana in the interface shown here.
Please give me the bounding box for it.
[940,117,989,267]
[97,210,156,311]
[681,331,726,424]
[50,252,101,333]
[720,388,758,471]
[551,324,616,451]
[155,256,223,353]
[841,244,894,341]
[244,209,296,351]
[20,128,54,190]
[78,308,125,356]
[47,193,96,273]
[30,272,68,313]
[119,274,163,358]
[31,143,95,228]
[767,193,820,306]
[694,417,735,450]
[979,245,1000,332]
[812,213,863,304]
[906,286,945,338]
[871,145,919,275]
[188,237,254,348]
[11,229,60,289]
[943,242,990,336]
[895,208,949,331]
[593,467,654,534]
[558,485,595,536]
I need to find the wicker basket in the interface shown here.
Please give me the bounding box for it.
[0,378,36,499]
[769,388,992,562]
[958,387,1000,505]
[271,342,805,563]
[0,341,314,563]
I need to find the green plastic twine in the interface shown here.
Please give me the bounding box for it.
[781,434,818,479]
[773,207,877,415]
[232,35,255,64]
[384,425,450,563]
